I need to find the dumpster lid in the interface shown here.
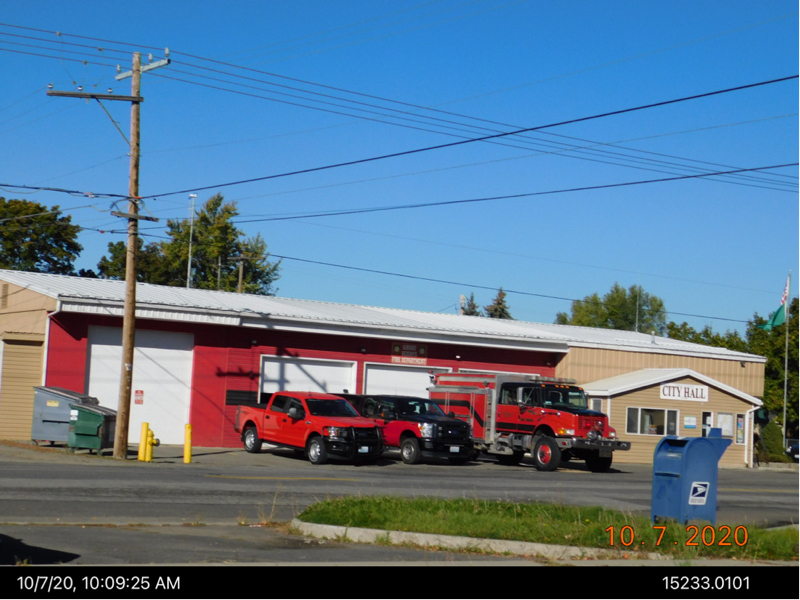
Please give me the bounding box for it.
[69,403,117,417]
[35,387,99,405]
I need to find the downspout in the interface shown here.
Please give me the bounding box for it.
[41,299,62,386]
[745,404,759,469]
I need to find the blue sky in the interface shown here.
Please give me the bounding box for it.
[1,1,797,335]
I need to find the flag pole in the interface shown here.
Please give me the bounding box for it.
[783,271,791,449]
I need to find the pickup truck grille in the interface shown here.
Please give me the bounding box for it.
[436,422,470,441]
[353,427,380,442]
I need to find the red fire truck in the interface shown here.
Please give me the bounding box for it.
[429,373,630,472]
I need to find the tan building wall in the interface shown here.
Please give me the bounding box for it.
[0,336,44,439]
[0,283,53,440]
[0,282,55,336]
[557,347,765,397]
[594,376,755,468]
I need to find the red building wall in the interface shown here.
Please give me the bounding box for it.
[44,312,558,447]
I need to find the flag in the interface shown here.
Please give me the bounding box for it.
[758,276,790,331]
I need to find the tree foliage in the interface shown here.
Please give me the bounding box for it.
[484,288,513,319]
[556,283,667,334]
[665,322,748,353]
[461,293,482,316]
[667,298,798,438]
[97,194,280,294]
[0,197,82,274]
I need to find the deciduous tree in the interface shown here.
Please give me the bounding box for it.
[97,194,280,294]
[666,298,798,438]
[0,197,82,274]
[556,283,666,334]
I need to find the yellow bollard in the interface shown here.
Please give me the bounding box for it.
[138,422,149,461]
[184,424,192,464]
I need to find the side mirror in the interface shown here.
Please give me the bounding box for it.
[448,411,456,418]
[288,406,305,420]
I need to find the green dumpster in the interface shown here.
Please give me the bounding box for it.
[68,404,117,454]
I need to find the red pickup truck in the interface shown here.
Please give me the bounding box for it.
[234,391,382,465]
[339,394,473,465]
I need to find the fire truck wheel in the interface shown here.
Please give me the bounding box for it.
[400,437,422,464]
[306,436,328,465]
[532,437,561,471]
[586,454,613,472]
[243,427,262,454]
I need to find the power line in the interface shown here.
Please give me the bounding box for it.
[137,75,799,200]
[151,66,797,192]
[84,229,755,324]
[273,220,780,296]
[134,113,795,210]
[154,54,797,190]
[0,182,126,198]
[3,28,794,192]
[0,22,162,52]
[227,163,798,224]
[270,254,751,324]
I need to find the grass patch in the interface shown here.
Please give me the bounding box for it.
[298,496,798,561]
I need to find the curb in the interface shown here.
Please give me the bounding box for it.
[290,518,667,561]
[752,462,799,471]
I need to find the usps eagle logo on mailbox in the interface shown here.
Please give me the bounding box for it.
[689,482,710,505]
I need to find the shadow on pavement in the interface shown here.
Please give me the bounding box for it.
[0,534,80,565]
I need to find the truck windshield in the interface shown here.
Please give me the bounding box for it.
[305,399,360,417]
[543,386,588,410]
[396,398,446,417]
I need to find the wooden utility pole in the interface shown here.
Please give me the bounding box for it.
[233,256,248,293]
[113,52,142,460]
[50,50,169,459]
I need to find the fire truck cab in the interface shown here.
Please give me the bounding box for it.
[429,373,630,472]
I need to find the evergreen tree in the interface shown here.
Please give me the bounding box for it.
[461,293,482,316]
[484,288,512,319]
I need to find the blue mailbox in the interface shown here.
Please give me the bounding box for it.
[651,428,732,524]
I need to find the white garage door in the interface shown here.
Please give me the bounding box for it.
[260,356,356,397]
[86,326,194,445]
[364,364,449,397]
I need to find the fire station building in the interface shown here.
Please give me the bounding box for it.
[0,270,765,466]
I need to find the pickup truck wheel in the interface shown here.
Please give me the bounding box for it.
[306,436,328,465]
[532,437,561,472]
[400,437,421,465]
[243,427,262,453]
[586,454,613,472]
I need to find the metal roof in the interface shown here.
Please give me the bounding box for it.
[0,269,765,361]
[582,368,762,406]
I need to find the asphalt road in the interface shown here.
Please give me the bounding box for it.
[0,441,797,575]
[1,443,796,527]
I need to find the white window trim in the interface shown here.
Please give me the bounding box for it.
[626,406,680,437]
